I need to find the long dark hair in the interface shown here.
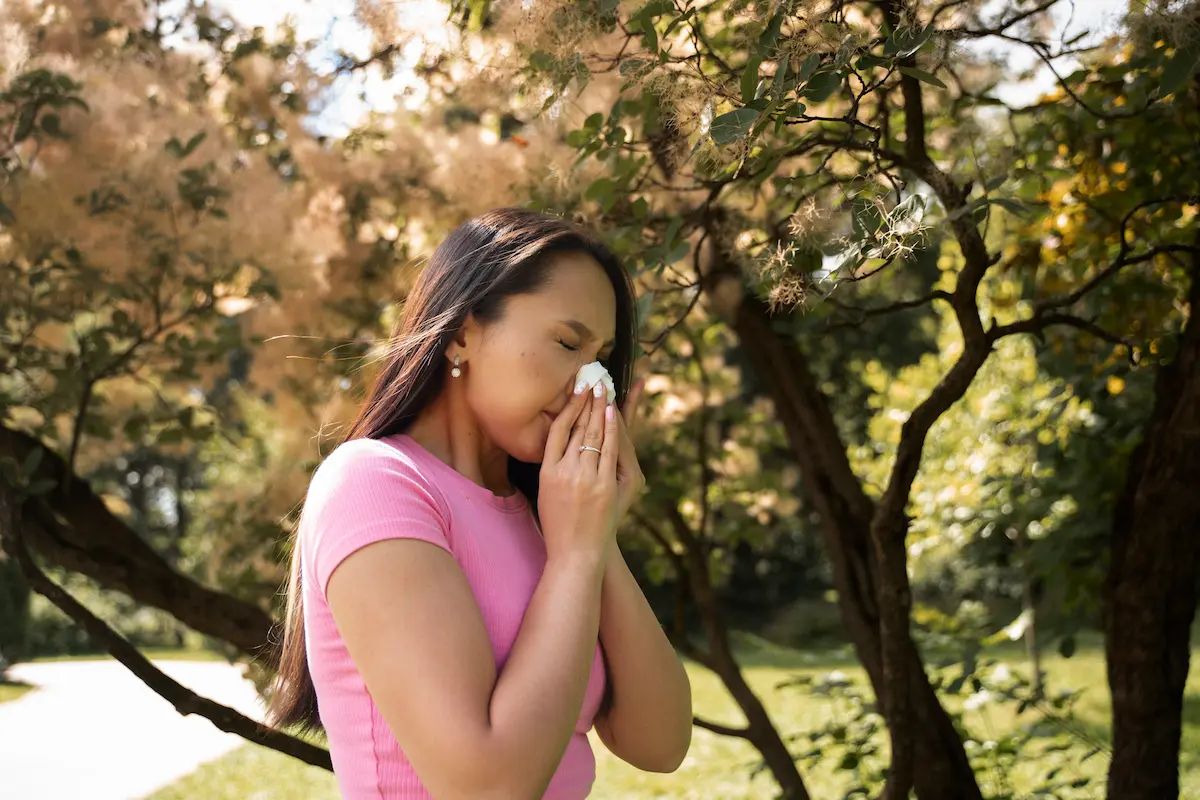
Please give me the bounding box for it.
[267,207,638,732]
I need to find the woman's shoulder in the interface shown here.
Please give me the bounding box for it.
[307,435,446,512]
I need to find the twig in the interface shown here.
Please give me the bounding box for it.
[693,716,753,738]
[824,290,953,331]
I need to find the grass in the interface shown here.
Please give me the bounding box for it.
[145,638,1200,799]
[28,647,228,664]
[0,679,35,704]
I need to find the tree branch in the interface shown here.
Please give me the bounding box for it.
[1035,196,1200,312]
[824,290,953,331]
[0,488,331,771]
[992,312,1140,362]
[693,716,753,739]
[0,426,278,665]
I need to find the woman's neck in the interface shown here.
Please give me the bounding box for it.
[405,392,515,498]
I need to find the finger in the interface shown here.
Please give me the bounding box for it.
[615,409,635,459]
[580,383,607,462]
[621,378,647,434]
[599,401,619,475]
[567,394,593,455]
[620,377,644,416]
[545,386,592,465]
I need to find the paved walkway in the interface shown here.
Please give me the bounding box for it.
[0,659,263,800]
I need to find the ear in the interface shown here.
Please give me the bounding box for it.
[448,314,484,364]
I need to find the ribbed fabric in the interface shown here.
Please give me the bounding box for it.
[300,433,606,799]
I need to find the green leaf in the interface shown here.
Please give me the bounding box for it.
[619,58,650,75]
[21,446,44,478]
[801,70,842,103]
[40,113,65,138]
[584,177,615,202]
[987,197,1034,218]
[771,54,792,103]
[983,174,1007,192]
[855,53,889,70]
[884,26,934,58]
[898,65,946,89]
[530,50,555,71]
[710,108,760,145]
[181,131,207,157]
[636,0,673,19]
[14,107,36,143]
[642,23,658,53]
[758,11,785,56]
[795,53,822,84]
[741,55,762,104]
[1059,634,1076,659]
[665,241,690,264]
[665,216,683,246]
[25,479,57,497]
[1159,43,1200,97]
[636,290,655,329]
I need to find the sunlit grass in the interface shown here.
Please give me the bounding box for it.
[0,680,35,704]
[148,639,1200,799]
[28,647,228,664]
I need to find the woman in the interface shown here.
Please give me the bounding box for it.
[268,207,693,799]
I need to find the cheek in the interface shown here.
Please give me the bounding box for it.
[468,348,560,422]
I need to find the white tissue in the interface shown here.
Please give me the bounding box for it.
[576,361,616,404]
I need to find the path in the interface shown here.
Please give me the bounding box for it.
[0,659,262,800]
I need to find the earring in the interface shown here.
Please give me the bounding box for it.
[451,355,462,378]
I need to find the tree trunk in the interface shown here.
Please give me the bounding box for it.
[701,258,982,800]
[664,505,811,800]
[1105,252,1200,799]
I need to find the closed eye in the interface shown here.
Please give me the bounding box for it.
[558,339,579,352]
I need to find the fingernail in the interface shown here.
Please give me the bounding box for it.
[593,382,604,397]
[574,380,587,395]
[606,404,614,420]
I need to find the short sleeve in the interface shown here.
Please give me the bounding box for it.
[302,438,452,602]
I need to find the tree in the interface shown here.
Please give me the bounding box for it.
[412,0,1200,796]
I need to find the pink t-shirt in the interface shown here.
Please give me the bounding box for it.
[299,432,607,799]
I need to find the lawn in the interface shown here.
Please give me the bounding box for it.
[0,679,35,704]
[148,638,1200,799]
[29,647,227,664]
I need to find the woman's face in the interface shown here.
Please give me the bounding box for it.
[463,250,617,464]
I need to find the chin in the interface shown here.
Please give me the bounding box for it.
[499,431,546,465]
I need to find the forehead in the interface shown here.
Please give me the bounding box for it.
[525,250,617,337]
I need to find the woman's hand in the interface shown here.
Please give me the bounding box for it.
[614,378,648,525]
[537,382,619,563]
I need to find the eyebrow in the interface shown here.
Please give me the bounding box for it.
[560,319,616,349]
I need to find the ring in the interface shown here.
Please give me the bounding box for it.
[579,445,602,455]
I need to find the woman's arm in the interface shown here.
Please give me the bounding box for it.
[593,542,693,772]
[327,540,606,800]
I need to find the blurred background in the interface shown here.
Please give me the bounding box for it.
[1,0,1198,798]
